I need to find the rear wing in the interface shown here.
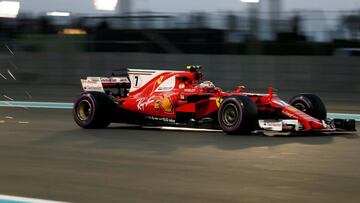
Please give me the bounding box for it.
[81,67,196,93]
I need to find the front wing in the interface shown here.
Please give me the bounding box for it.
[258,118,356,132]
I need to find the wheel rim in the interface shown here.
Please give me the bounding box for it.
[294,102,307,112]
[222,103,239,127]
[77,100,92,121]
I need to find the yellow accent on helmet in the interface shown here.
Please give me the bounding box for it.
[186,65,202,71]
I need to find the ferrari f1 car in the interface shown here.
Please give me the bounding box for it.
[73,66,356,134]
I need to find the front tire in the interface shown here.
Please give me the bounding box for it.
[289,93,327,120]
[218,96,258,134]
[73,92,115,129]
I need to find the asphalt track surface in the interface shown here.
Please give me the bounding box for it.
[0,107,360,203]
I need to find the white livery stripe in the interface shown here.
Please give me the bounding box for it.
[143,126,223,132]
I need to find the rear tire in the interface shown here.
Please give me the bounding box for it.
[218,96,258,134]
[73,92,115,129]
[289,93,327,120]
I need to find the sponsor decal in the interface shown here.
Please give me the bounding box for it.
[146,116,176,123]
[157,86,172,91]
[258,120,283,131]
[179,83,185,89]
[155,76,175,92]
[184,88,196,93]
[157,76,164,85]
[154,100,161,112]
[161,97,174,114]
[216,98,223,108]
[101,77,130,83]
[137,96,155,111]
[81,78,104,92]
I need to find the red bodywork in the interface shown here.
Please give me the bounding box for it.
[105,69,330,131]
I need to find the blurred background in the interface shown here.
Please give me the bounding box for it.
[0,0,359,112]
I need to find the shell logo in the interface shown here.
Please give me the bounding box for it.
[161,97,174,114]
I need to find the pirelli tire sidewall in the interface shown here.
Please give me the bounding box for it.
[73,91,114,129]
[218,96,258,134]
[289,93,327,120]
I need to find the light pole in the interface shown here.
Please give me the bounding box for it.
[118,0,132,16]
[240,0,261,54]
[269,0,282,39]
[94,0,119,11]
[240,0,259,3]
[240,0,260,40]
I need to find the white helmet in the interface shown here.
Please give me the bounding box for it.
[200,81,215,89]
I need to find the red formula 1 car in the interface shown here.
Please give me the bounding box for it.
[73,66,356,134]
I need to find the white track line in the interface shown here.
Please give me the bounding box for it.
[0,194,69,203]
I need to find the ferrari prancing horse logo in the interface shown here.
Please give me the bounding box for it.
[157,76,164,85]
[216,98,223,108]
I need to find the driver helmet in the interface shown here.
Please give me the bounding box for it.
[200,81,215,89]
